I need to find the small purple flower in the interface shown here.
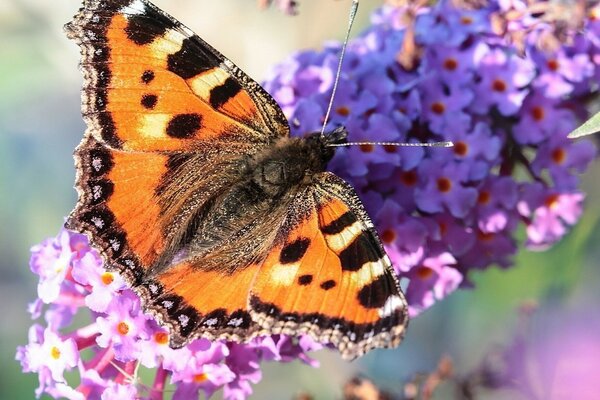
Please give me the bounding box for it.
[519,185,585,250]
[30,230,76,303]
[414,159,478,219]
[95,291,149,361]
[474,177,519,233]
[19,327,79,383]
[512,91,577,145]
[441,122,502,181]
[71,251,125,312]
[531,47,594,98]
[471,47,535,116]
[531,135,597,190]
[404,252,461,315]
[419,77,473,135]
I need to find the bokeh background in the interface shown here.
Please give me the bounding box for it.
[1,0,599,398]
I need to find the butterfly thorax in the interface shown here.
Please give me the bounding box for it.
[245,127,348,198]
[175,128,348,272]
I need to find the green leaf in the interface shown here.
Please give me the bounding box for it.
[568,110,600,138]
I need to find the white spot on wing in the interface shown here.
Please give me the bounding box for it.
[378,295,404,318]
[352,260,385,287]
[268,263,300,286]
[190,68,229,100]
[140,114,170,138]
[91,216,104,228]
[178,314,189,327]
[150,29,184,56]
[324,221,362,252]
[92,185,103,200]
[121,0,146,15]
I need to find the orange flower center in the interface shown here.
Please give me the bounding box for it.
[101,272,114,285]
[117,321,130,336]
[443,58,458,71]
[50,346,61,360]
[478,191,491,205]
[546,59,559,71]
[381,229,396,244]
[383,144,398,153]
[531,106,545,121]
[551,148,566,164]
[154,332,169,345]
[492,79,507,92]
[430,102,446,114]
[439,221,448,236]
[477,231,494,241]
[453,141,469,157]
[336,106,350,116]
[544,194,560,208]
[193,373,209,383]
[401,170,418,186]
[460,15,473,25]
[416,266,434,280]
[359,144,374,153]
[437,177,452,193]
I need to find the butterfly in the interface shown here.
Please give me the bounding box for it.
[65,0,408,359]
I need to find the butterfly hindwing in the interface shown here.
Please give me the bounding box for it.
[249,173,408,359]
[140,262,261,345]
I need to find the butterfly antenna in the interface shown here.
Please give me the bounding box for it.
[320,0,359,138]
[328,141,454,147]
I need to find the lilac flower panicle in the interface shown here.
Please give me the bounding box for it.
[19,1,599,398]
[264,0,598,312]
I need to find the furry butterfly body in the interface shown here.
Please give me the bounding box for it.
[66,0,408,359]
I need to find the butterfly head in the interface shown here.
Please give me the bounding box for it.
[305,126,349,164]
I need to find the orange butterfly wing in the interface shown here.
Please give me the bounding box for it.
[250,173,408,359]
[66,0,289,283]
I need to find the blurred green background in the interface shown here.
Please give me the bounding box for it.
[1,0,599,398]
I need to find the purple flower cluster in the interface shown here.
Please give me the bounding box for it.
[17,229,320,399]
[263,0,599,315]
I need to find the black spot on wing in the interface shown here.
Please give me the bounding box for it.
[141,94,158,109]
[167,38,214,80]
[124,4,179,46]
[166,114,203,138]
[339,231,382,271]
[298,274,313,285]
[357,274,392,309]
[321,211,357,235]
[141,70,155,84]
[209,77,242,109]
[320,280,336,290]
[280,238,310,264]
